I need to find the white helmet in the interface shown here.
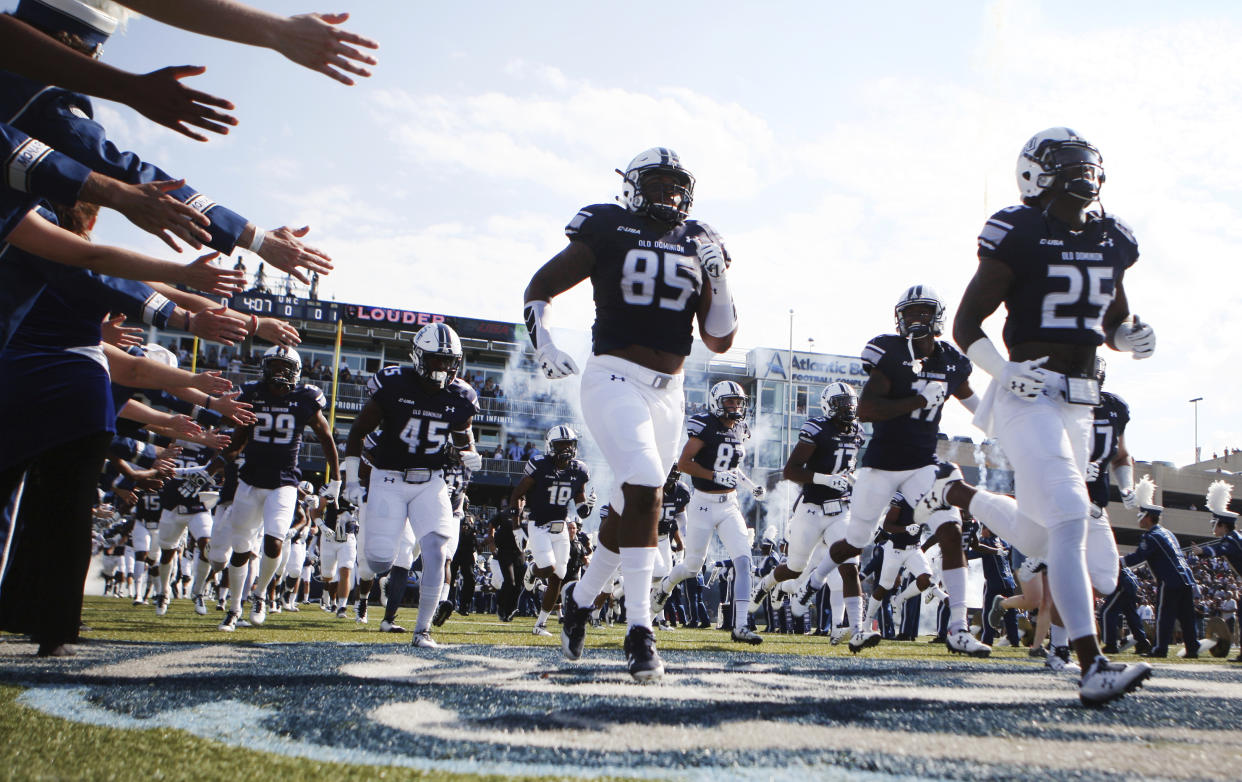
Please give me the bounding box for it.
[297,481,314,495]
[410,322,462,389]
[617,147,695,225]
[262,345,302,389]
[894,284,945,338]
[142,343,178,369]
[708,380,747,420]
[545,424,578,467]
[1016,127,1104,203]
[820,381,858,424]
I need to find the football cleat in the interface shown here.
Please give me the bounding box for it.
[848,630,882,653]
[914,462,964,523]
[794,582,816,607]
[830,626,850,645]
[380,619,407,633]
[218,610,240,632]
[193,596,207,616]
[249,594,267,626]
[154,593,169,617]
[431,600,454,627]
[624,625,665,683]
[650,580,672,618]
[924,587,941,605]
[532,623,553,637]
[1046,646,1082,675]
[1029,645,1049,659]
[946,629,991,658]
[559,581,591,661]
[284,601,300,613]
[335,606,347,619]
[1079,657,1153,707]
[731,626,764,645]
[355,601,369,624]
[270,598,281,614]
[987,594,1006,631]
[411,631,440,649]
[132,598,146,607]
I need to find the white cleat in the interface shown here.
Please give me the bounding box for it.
[1079,657,1153,707]
[411,631,440,649]
[731,626,764,645]
[650,581,672,617]
[830,626,850,645]
[193,596,208,616]
[848,630,882,653]
[1046,646,1082,675]
[249,594,267,626]
[532,623,553,637]
[946,629,991,658]
[218,610,239,632]
[914,462,964,523]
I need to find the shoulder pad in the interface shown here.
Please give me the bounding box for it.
[564,203,620,238]
[977,205,1037,253]
[1107,214,1138,247]
[449,378,478,402]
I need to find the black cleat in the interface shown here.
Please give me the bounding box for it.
[559,581,590,661]
[624,625,665,683]
[431,600,454,627]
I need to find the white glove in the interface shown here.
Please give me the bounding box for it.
[459,449,483,471]
[319,479,341,501]
[713,470,738,489]
[1084,462,1100,481]
[1114,316,1156,359]
[812,473,851,492]
[1119,487,1138,509]
[751,485,766,500]
[693,239,729,279]
[534,343,579,379]
[918,381,947,409]
[344,481,365,506]
[1000,356,1050,401]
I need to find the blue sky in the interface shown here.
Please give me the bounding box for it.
[44,0,1242,466]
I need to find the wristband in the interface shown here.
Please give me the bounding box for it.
[248,313,259,336]
[342,456,360,484]
[248,229,265,254]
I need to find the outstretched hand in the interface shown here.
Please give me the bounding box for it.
[127,65,238,142]
[276,12,379,86]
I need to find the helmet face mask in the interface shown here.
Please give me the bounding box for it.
[820,381,858,425]
[545,424,578,468]
[1017,127,1105,204]
[894,285,945,339]
[1093,355,1107,386]
[708,380,747,420]
[410,323,463,389]
[262,346,302,391]
[664,466,681,494]
[618,147,695,226]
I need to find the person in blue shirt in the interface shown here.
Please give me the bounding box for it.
[1123,483,1200,658]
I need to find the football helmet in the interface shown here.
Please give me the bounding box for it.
[708,380,747,420]
[1016,127,1104,203]
[262,345,302,390]
[1093,355,1107,387]
[617,147,695,225]
[297,481,314,495]
[142,343,178,369]
[664,465,681,494]
[894,284,945,338]
[820,381,858,424]
[410,322,462,389]
[545,424,578,467]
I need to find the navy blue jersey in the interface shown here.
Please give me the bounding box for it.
[659,481,692,536]
[884,494,923,549]
[566,203,721,357]
[365,366,478,471]
[1114,564,1140,597]
[973,533,1016,587]
[444,463,473,516]
[977,205,1139,349]
[859,334,971,471]
[159,443,218,513]
[1200,531,1242,575]
[1123,524,1195,587]
[238,381,326,489]
[685,413,750,491]
[135,490,164,528]
[797,416,863,504]
[523,455,590,524]
[1088,391,1131,507]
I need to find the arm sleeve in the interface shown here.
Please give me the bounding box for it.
[1,121,90,205]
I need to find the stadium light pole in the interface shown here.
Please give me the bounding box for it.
[1190,397,1203,464]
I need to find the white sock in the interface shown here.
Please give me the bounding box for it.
[158,554,175,597]
[829,585,845,627]
[252,552,283,598]
[228,564,248,613]
[941,566,968,633]
[536,610,550,626]
[575,546,621,604]
[865,596,882,622]
[191,556,210,597]
[896,581,922,602]
[846,596,864,632]
[619,547,657,630]
[1050,624,1068,648]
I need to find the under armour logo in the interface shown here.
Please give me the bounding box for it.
[699,505,709,512]
[383,477,396,483]
[611,375,626,382]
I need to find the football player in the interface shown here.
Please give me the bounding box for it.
[152,440,223,616]
[810,285,988,657]
[342,323,482,648]
[522,147,738,681]
[653,467,690,595]
[1084,357,1138,517]
[318,496,359,619]
[859,495,949,648]
[948,127,1154,704]
[279,482,316,611]
[217,346,340,631]
[751,382,866,644]
[507,424,594,638]
[652,381,764,644]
